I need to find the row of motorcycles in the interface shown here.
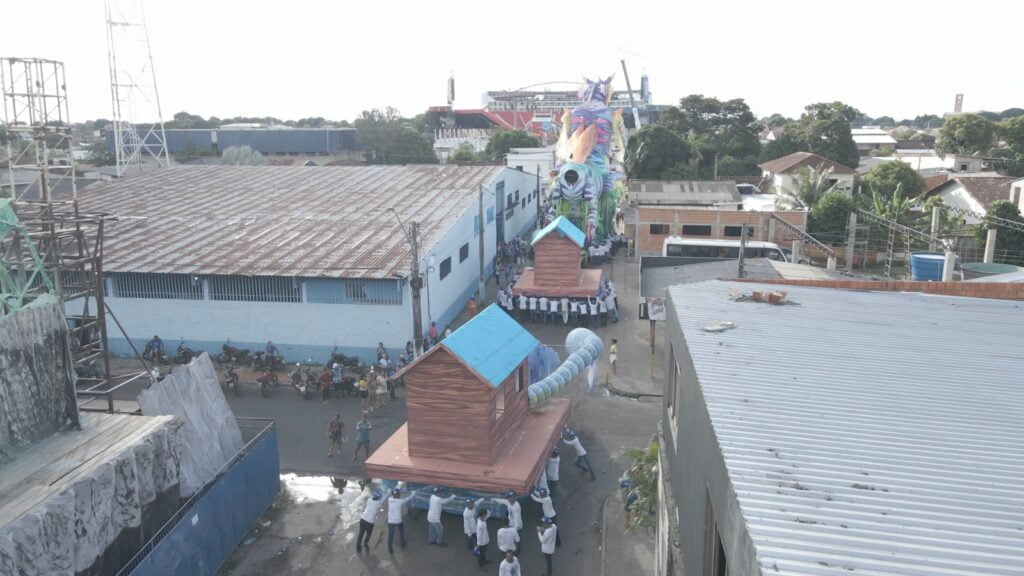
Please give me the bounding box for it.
[229,365,359,399]
[143,340,199,366]
[215,342,286,371]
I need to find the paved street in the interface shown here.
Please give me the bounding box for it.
[214,249,663,575]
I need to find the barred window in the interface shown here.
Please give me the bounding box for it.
[111,273,203,300]
[208,275,301,303]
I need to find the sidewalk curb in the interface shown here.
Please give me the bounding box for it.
[599,490,615,576]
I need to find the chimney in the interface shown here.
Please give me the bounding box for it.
[954,93,963,114]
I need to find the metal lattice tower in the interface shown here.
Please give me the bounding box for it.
[105,0,170,176]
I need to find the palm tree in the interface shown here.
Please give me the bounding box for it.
[869,183,913,225]
[774,166,838,210]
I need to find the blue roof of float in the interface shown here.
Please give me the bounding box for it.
[443,304,539,388]
[531,216,585,248]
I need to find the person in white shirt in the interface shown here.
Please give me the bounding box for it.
[496,517,520,556]
[587,297,599,327]
[530,488,561,546]
[563,428,596,480]
[560,296,570,324]
[475,507,492,567]
[427,488,455,546]
[386,487,414,554]
[463,497,483,551]
[528,296,539,321]
[549,298,559,325]
[538,296,549,324]
[604,292,619,322]
[489,490,522,550]
[597,295,608,326]
[546,448,561,503]
[537,516,558,574]
[518,294,528,321]
[357,489,385,552]
[498,550,522,576]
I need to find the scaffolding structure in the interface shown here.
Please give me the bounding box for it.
[2,56,147,412]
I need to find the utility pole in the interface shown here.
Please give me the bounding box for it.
[535,166,543,225]
[410,222,424,356]
[478,186,486,305]
[845,212,858,270]
[929,206,941,251]
[737,223,748,278]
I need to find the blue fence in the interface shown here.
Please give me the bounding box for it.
[120,419,280,576]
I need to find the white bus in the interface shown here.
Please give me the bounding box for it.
[661,237,792,262]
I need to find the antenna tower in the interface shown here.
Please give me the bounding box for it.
[105,0,170,176]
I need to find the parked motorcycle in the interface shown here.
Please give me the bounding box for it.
[217,341,252,366]
[289,365,308,399]
[304,368,319,400]
[325,347,362,371]
[257,370,279,398]
[253,351,286,372]
[174,341,197,365]
[225,365,240,396]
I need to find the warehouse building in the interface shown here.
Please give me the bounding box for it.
[104,127,363,159]
[658,280,1024,575]
[74,165,540,361]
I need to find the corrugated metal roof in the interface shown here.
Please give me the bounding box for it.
[442,304,539,388]
[628,180,741,206]
[669,281,1024,575]
[74,165,506,279]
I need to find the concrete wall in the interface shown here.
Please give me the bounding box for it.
[661,292,760,576]
[771,172,854,195]
[102,294,409,364]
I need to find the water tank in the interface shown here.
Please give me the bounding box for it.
[961,262,1023,280]
[909,252,948,281]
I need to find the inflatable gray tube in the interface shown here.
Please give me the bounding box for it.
[528,328,603,406]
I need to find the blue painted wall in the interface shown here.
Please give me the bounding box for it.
[129,428,280,576]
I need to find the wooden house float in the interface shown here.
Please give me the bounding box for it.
[512,216,602,298]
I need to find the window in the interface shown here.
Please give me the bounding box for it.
[487,206,495,223]
[474,215,480,238]
[703,490,727,576]
[439,257,452,280]
[459,243,469,263]
[514,190,520,203]
[521,198,526,209]
[682,225,712,236]
[960,163,969,171]
[649,224,669,235]
[723,226,752,238]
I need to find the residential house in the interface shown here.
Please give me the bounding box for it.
[926,174,1016,223]
[758,152,855,195]
[657,279,1024,576]
[851,126,897,155]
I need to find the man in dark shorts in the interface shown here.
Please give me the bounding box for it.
[353,412,372,461]
[327,414,344,457]
[319,367,332,403]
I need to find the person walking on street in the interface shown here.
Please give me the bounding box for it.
[468,297,478,317]
[498,550,521,576]
[319,367,332,403]
[356,489,385,552]
[537,516,558,575]
[475,507,492,569]
[530,488,561,546]
[609,339,618,376]
[428,321,438,347]
[386,487,414,554]
[331,362,343,394]
[496,517,519,557]
[562,428,596,480]
[463,497,483,551]
[326,414,345,457]
[547,448,561,503]
[352,413,372,462]
[427,488,455,546]
[358,375,370,412]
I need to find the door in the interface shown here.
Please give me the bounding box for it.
[495,180,505,245]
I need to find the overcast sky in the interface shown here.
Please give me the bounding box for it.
[3,0,1022,124]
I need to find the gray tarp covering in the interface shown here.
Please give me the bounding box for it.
[138,353,243,497]
[0,295,78,462]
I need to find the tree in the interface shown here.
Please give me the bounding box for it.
[873,116,895,127]
[998,108,1024,120]
[863,161,924,199]
[999,115,1024,156]
[85,141,115,166]
[935,113,994,155]
[714,155,759,177]
[658,95,761,177]
[761,113,791,128]
[775,166,839,210]
[483,130,540,163]
[973,201,1024,265]
[383,128,438,164]
[221,145,267,165]
[174,142,216,164]
[624,125,691,179]
[869,187,913,225]
[810,190,857,240]
[448,142,479,164]
[354,107,404,160]
[758,128,802,163]
[790,102,861,168]
[623,442,659,532]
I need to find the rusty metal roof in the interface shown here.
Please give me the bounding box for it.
[76,165,506,279]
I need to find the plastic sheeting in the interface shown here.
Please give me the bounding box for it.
[0,295,78,461]
[528,344,560,385]
[138,353,243,497]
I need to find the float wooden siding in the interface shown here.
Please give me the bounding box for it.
[533,235,580,287]
[405,348,493,464]
[488,362,530,463]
